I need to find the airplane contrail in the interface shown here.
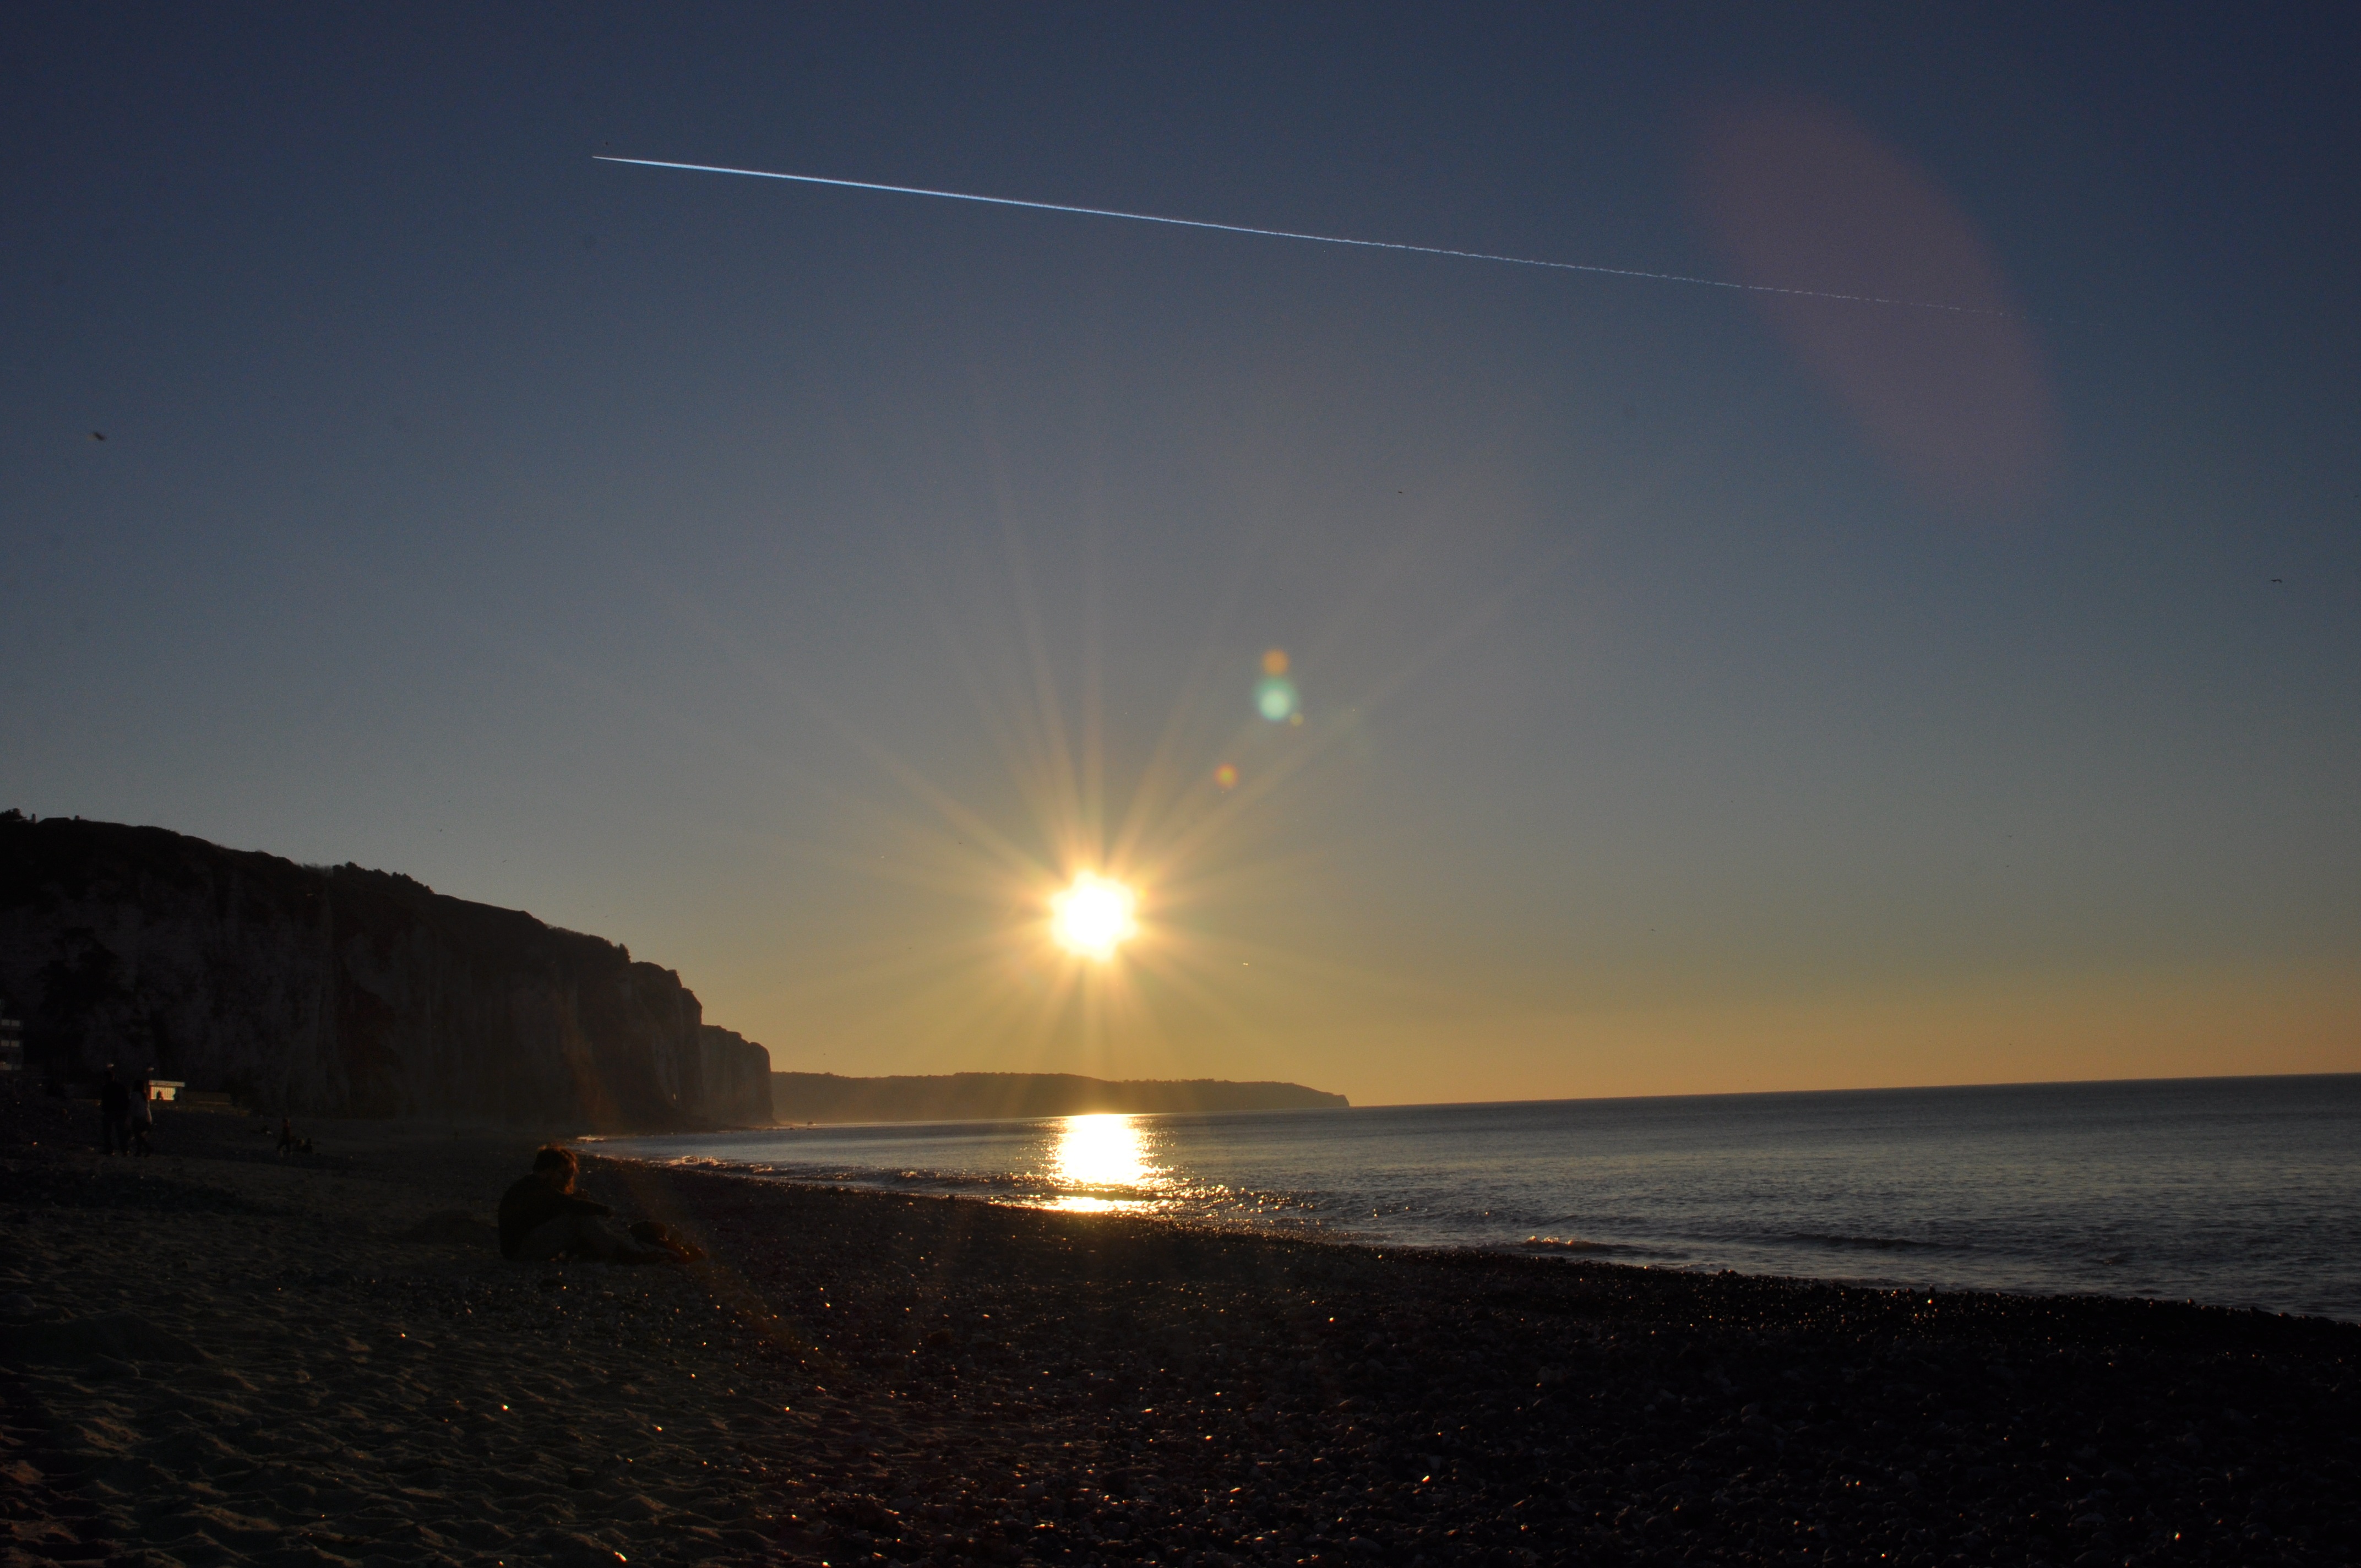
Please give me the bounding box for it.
[596,155,2015,318]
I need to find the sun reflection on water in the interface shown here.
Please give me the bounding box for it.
[1042,1113,1160,1212]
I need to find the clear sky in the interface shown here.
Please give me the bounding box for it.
[5,6,2355,1104]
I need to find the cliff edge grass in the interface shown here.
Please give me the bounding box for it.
[0,812,770,1130]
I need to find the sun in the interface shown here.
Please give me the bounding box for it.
[1050,872,1139,961]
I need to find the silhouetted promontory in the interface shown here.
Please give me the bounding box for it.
[0,813,769,1128]
[773,1070,1347,1123]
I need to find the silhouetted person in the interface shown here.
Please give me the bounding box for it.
[498,1146,669,1264]
[129,1076,155,1156]
[100,1068,131,1156]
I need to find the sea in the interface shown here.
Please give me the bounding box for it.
[600,1074,2361,1324]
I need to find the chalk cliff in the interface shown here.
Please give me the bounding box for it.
[0,815,771,1129]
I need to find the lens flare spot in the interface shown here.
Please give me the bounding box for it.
[1254,675,1299,722]
[1214,763,1238,790]
[1261,647,1290,676]
[1049,872,1138,960]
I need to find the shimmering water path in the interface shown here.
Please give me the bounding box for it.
[603,1074,2361,1321]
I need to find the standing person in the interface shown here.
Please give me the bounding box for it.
[129,1076,155,1156]
[99,1067,131,1156]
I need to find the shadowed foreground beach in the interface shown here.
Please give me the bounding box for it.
[5,1088,2356,1567]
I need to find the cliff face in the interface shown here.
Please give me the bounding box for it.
[696,1026,775,1136]
[0,816,772,1129]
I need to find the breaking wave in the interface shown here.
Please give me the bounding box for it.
[1517,1235,1629,1254]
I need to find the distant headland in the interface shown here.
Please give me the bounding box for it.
[773,1071,1347,1124]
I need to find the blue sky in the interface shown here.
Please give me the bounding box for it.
[4,5,2355,1101]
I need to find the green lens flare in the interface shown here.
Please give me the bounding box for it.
[1254,676,1299,722]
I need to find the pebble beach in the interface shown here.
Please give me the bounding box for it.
[5,1086,2357,1567]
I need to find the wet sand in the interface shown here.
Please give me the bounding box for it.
[5,1085,2357,1567]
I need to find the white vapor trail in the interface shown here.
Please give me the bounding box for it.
[596,155,2014,318]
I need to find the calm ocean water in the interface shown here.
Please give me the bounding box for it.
[602,1074,2361,1322]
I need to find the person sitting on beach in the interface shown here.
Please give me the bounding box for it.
[497,1146,672,1264]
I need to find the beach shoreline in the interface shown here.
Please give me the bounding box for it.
[594,1079,2361,1326]
[6,1087,2357,1566]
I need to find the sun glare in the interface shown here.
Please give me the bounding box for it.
[1046,1113,1156,1210]
[1050,871,1139,960]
